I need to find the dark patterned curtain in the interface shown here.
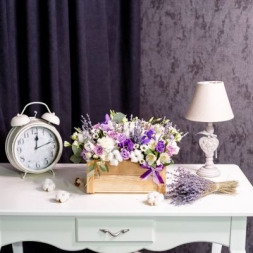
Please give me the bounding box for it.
[0,0,140,252]
[0,0,140,163]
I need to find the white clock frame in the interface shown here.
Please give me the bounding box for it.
[5,102,63,178]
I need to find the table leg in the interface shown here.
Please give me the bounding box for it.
[229,217,247,253]
[211,243,222,253]
[12,242,23,253]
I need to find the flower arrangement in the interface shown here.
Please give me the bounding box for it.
[166,167,238,205]
[64,111,184,185]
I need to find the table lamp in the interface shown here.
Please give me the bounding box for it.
[185,81,234,177]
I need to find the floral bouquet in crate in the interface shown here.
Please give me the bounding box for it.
[64,111,185,185]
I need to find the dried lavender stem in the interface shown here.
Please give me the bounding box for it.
[203,180,238,196]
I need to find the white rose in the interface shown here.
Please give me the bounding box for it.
[97,136,115,152]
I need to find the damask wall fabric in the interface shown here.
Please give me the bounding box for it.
[141,0,253,252]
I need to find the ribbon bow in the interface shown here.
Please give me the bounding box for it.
[140,164,164,185]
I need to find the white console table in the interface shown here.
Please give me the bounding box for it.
[0,163,253,253]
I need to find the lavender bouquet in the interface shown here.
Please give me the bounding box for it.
[166,167,238,205]
[64,111,185,185]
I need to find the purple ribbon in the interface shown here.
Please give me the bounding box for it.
[140,164,164,185]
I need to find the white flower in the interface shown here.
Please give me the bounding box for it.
[134,144,139,149]
[110,159,119,166]
[56,191,70,203]
[147,191,164,206]
[97,136,115,152]
[43,179,55,192]
[93,133,99,139]
[146,153,157,165]
[85,152,92,159]
[77,133,84,143]
[148,139,156,150]
[130,152,138,163]
[133,149,144,162]
[73,140,79,147]
[175,133,182,142]
[159,152,171,164]
[71,132,78,140]
[140,145,148,152]
[108,150,123,165]
[64,141,71,147]
[84,142,94,152]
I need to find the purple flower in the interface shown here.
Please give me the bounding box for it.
[119,139,134,151]
[105,114,110,123]
[94,145,103,156]
[121,148,130,160]
[155,141,165,153]
[166,167,212,205]
[117,133,127,143]
[141,129,156,144]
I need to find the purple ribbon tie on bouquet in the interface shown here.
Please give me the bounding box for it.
[140,164,164,185]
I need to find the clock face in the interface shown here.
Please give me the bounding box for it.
[14,126,59,171]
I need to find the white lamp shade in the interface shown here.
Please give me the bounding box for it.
[185,81,234,122]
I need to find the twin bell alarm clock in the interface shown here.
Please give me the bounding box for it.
[5,102,63,177]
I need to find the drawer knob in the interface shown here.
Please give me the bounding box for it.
[99,229,130,237]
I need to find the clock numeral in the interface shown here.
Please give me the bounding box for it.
[17,147,22,154]
[51,142,56,149]
[36,161,40,169]
[24,132,29,138]
[18,139,24,145]
[32,127,38,134]
[44,158,49,165]
[20,156,25,162]
[50,151,54,158]
[27,160,31,168]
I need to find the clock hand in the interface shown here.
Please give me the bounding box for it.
[34,134,38,149]
[36,141,53,150]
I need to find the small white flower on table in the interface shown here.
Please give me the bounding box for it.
[147,191,164,206]
[56,191,70,203]
[43,179,56,192]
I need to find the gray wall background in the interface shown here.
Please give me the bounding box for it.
[140,0,253,252]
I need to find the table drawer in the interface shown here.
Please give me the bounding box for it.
[76,217,154,242]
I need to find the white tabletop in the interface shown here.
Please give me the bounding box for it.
[0,163,253,217]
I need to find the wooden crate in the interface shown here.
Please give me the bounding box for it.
[86,161,166,194]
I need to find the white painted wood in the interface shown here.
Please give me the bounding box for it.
[12,242,23,253]
[76,218,154,242]
[211,243,222,253]
[229,217,247,253]
[0,163,251,253]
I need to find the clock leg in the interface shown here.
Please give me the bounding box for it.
[12,242,24,253]
[211,243,222,253]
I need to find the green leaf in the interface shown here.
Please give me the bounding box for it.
[112,112,125,123]
[99,164,109,172]
[72,145,82,156]
[70,154,82,163]
[87,170,94,178]
[148,117,154,123]
[145,149,153,155]
[87,162,95,171]
[74,127,82,133]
